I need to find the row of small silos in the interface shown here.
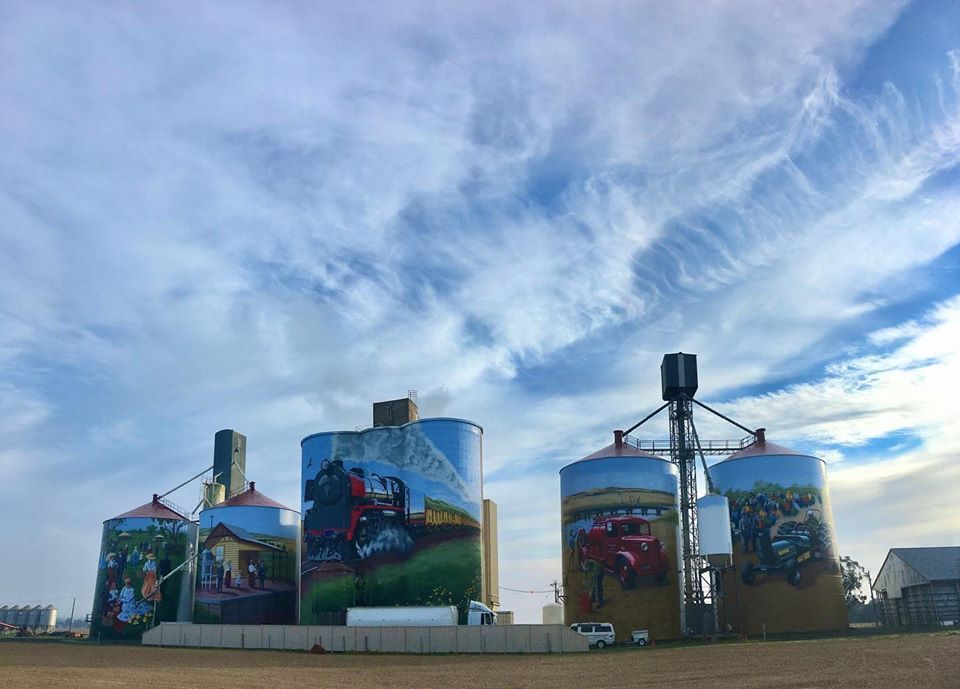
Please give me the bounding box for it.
[0,605,56,631]
[559,433,846,640]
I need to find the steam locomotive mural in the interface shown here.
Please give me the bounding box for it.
[299,419,483,624]
[303,459,412,561]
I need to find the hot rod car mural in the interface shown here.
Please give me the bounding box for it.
[741,509,836,586]
[578,516,670,588]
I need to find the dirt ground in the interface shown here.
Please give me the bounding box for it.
[0,632,957,689]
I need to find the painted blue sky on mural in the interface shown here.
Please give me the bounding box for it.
[1,1,958,623]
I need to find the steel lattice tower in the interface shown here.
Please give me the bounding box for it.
[619,352,759,636]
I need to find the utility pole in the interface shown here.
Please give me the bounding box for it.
[551,580,564,604]
[67,597,76,634]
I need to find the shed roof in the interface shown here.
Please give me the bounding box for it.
[203,521,282,552]
[891,547,960,582]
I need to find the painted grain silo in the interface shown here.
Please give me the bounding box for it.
[89,495,199,640]
[560,431,682,642]
[709,431,847,634]
[194,482,300,624]
[299,401,483,625]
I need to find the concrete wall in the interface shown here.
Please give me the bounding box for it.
[142,623,588,653]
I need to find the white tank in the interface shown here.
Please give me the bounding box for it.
[542,602,564,625]
[697,495,733,567]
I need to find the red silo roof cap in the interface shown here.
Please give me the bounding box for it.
[723,437,812,461]
[578,431,662,462]
[112,495,189,521]
[220,482,293,510]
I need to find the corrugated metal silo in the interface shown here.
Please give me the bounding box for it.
[39,605,57,632]
[560,433,682,642]
[194,482,300,624]
[709,435,847,634]
[89,495,199,640]
[27,605,41,629]
[16,606,29,627]
[0,605,8,624]
[300,414,483,625]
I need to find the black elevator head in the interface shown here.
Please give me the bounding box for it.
[661,352,698,401]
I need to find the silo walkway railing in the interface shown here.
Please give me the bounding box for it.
[624,436,754,455]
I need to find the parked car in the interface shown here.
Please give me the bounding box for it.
[578,516,670,588]
[570,622,616,648]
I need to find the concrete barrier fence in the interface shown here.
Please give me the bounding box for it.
[143,623,588,653]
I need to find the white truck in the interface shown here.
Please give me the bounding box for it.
[346,601,497,627]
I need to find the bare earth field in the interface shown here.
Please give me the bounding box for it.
[1,632,957,689]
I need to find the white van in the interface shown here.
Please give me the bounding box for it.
[569,622,616,648]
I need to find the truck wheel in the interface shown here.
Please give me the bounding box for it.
[636,638,647,646]
[618,560,637,589]
[787,566,801,587]
[596,640,606,649]
[741,561,756,585]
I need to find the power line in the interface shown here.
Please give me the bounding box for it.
[498,585,554,594]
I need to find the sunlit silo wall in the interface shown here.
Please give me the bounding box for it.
[89,496,198,640]
[560,441,681,642]
[194,483,300,625]
[299,418,483,625]
[709,440,847,634]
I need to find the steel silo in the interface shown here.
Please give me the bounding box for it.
[559,432,682,642]
[194,482,300,624]
[39,605,57,633]
[89,495,199,640]
[709,434,847,634]
[299,417,483,625]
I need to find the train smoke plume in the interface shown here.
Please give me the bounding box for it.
[330,426,475,503]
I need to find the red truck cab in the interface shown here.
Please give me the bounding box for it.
[578,516,670,588]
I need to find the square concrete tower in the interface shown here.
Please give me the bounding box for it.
[372,397,419,427]
[213,429,247,496]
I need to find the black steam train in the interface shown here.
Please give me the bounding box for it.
[303,459,411,561]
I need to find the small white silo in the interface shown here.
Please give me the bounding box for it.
[542,602,564,625]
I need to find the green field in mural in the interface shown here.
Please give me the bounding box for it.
[302,538,481,622]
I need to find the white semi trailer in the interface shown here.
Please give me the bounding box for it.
[346,601,497,627]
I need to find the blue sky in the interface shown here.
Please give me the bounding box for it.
[1,2,958,623]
